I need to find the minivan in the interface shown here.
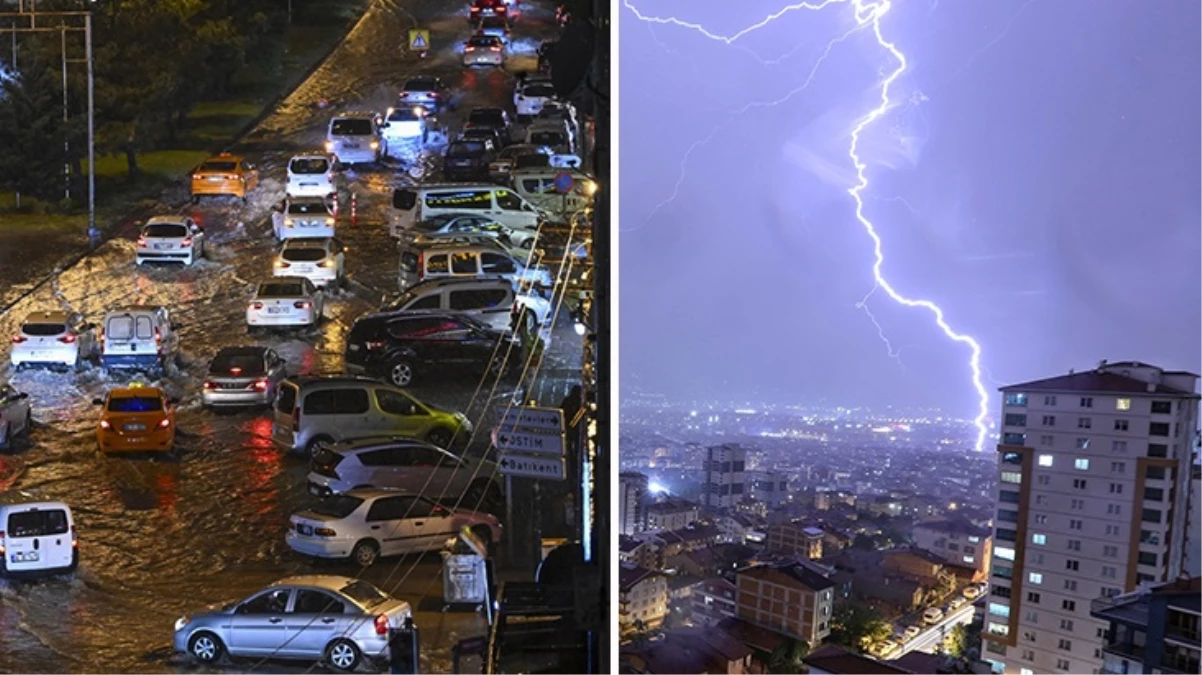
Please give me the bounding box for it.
[510,169,596,221]
[390,184,540,237]
[325,112,385,165]
[397,241,552,291]
[271,376,472,456]
[100,306,179,376]
[380,277,551,336]
[0,501,77,577]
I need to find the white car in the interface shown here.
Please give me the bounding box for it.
[286,488,502,567]
[286,153,342,199]
[246,278,324,333]
[275,196,335,240]
[398,76,453,114]
[513,78,556,120]
[962,586,980,599]
[923,607,944,624]
[0,383,33,451]
[903,625,921,640]
[404,213,536,249]
[325,113,385,165]
[381,106,428,146]
[135,216,205,266]
[306,437,501,504]
[949,597,967,611]
[273,237,346,287]
[462,34,504,67]
[10,310,98,370]
[489,144,552,182]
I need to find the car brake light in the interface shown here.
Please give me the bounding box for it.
[417,251,425,279]
[99,419,111,430]
[365,340,386,351]
[253,302,264,310]
[154,328,162,343]
[374,614,389,635]
[430,92,440,98]
[230,367,242,375]
[294,301,311,309]
[71,525,77,548]
[136,236,147,247]
[181,237,193,247]
[252,378,269,391]
[202,380,217,390]
[11,335,26,343]
[0,530,5,555]
[58,333,77,344]
[227,174,238,180]
[491,46,502,52]
[315,527,337,537]
[158,418,171,429]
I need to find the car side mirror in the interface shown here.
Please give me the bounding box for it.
[92,398,104,406]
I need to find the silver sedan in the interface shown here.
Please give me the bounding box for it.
[173,575,413,671]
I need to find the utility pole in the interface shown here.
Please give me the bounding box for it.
[61,21,69,201]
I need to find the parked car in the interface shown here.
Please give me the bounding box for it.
[286,489,501,566]
[0,383,32,452]
[397,240,551,290]
[10,310,98,371]
[443,140,495,181]
[201,347,288,409]
[325,112,385,165]
[381,106,428,146]
[923,607,944,624]
[462,34,505,68]
[464,107,512,145]
[135,216,205,266]
[513,77,556,121]
[402,213,536,249]
[245,278,324,333]
[307,437,501,511]
[172,575,413,671]
[488,144,552,183]
[380,277,551,336]
[398,76,454,114]
[0,500,77,577]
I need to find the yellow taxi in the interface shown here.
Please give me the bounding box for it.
[190,152,260,203]
[93,384,177,454]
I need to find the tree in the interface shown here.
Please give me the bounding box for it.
[852,534,876,550]
[768,638,810,674]
[829,602,893,652]
[0,50,83,201]
[946,623,969,658]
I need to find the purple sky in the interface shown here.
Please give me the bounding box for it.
[618,0,1202,417]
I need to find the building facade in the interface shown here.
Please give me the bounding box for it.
[749,471,790,508]
[1090,577,1200,675]
[912,519,994,578]
[644,497,699,532]
[703,443,747,512]
[619,564,669,638]
[985,361,1200,674]
[693,576,738,627]
[765,522,824,560]
[735,563,835,645]
[620,471,650,535]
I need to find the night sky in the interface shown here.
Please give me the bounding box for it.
[618,0,1201,418]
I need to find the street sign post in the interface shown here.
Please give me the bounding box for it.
[498,453,566,480]
[408,29,429,53]
[553,171,574,194]
[494,428,564,456]
[498,406,564,432]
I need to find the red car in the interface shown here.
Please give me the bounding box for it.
[470,0,507,23]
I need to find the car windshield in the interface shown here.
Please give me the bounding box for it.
[529,132,564,147]
[259,282,304,298]
[288,201,327,215]
[403,78,438,92]
[468,110,503,125]
[290,158,329,174]
[210,353,265,375]
[200,161,237,172]
[523,84,555,98]
[145,223,188,238]
[468,36,499,47]
[340,579,388,608]
[21,322,65,336]
[448,142,485,157]
[282,248,327,262]
[310,495,363,519]
[331,118,374,136]
[388,108,421,122]
[108,395,163,412]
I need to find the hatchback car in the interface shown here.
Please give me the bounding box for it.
[10,310,98,370]
[307,437,501,507]
[465,107,512,145]
[246,278,324,333]
[443,140,495,181]
[923,607,944,624]
[93,384,177,454]
[271,376,471,455]
[286,153,343,199]
[513,78,556,120]
[173,575,412,671]
[190,153,259,203]
[286,489,501,567]
[0,383,32,451]
[462,34,504,68]
[275,196,336,241]
[273,237,346,288]
[201,347,288,409]
[398,76,454,114]
[902,625,921,640]
[459,126,502,152]
[135,216,205,266]
[381,106,428,146]
[325,113,385,165]
[488,144,552,183]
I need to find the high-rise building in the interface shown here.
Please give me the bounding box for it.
[985,361,1199,675]
[702,443,746,512]
[619,472,649,535]
[748,471,790,508]
[1089,576,1200,675]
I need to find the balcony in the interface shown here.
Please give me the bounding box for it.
[1102,641,1147,663]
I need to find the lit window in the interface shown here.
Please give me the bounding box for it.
[988,622,1011,636]
[964,555,975,564]
[1038,454,1054,467]
[969,535,981,543]
[1001,471,1023,484]
[988,603,1011,618]
[1116,398,1131,411]
[1032,534,1046,545]
[996,547,1016,561]
[1075,458,1089,470]
[1028,572,1043,584]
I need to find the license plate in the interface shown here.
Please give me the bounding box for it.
[344,143,360,149]
[348,344,360,351]
[11,551,38,562]
[267,307,287,314]
[300,222,317,228]
[124,423,146,431]
[154,243,171,250]
[294,265,314,273]
[207,176,224,182]
[300,182,317,187]
[127,437,146,444]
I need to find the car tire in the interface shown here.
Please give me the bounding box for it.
[326,638,362,672]
[188,631,225,664]
[351,539,379,568]
[67,548,79,572]
[426,427,453,448]
[387,358,415,388]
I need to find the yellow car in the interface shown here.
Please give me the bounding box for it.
[93,385,177,454]
[190,153,259,203]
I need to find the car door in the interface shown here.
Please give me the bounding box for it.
[372,389,428,440]
[410,496,457,549]
[266,350,287,390]
[448,287,511,331]
[365,495,422,556]
[229,588,294,656]
[287,589,351,657]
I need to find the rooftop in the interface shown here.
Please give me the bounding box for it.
[618,535,644,554]
[914,519,992,539]
[619,564,660,593]
[802,644,914,674]
[740,562,835,592]
[620,628,752,673]
[1000,368,1198,397]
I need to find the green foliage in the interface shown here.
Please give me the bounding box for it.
[828,602,893,652]
[946,623,968,658]
[767,638,810,674]
[0,52,83,201]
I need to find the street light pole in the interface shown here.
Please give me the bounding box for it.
[85,9,96,239]
[61,21,69,201]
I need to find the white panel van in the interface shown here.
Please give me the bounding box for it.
[0,501,77,577]
[391,184,540,237]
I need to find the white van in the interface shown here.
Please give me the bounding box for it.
[510,169,596,221]
[325,112,385,165]
[0,501,77,577]
[390,184,540,237]
[100,306,179,376]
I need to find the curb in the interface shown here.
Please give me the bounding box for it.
[0,2,374,320]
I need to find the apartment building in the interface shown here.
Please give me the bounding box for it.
[985,361,1199,674]
[735,563,835,645]
[620,471,650,535]
[644,497,699,532]
[693,576,738,627]
[619,564,668,638]
[703,443,747,512]
[1090,576,1200,675]
[765,522,824,560]
[913,519,994,578]
[748,471,790,508]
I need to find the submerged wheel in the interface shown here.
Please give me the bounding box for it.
[188,631,224,664]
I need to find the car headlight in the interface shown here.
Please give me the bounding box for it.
[325,217,335,226]
[174,616,190,632]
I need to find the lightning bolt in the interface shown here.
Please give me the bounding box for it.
[857,289,904,368]
[625,0,990,452]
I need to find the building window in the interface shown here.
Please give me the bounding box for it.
[1112,440,1127,453]
[1060,619,1075,631]
[1036,494,1047,505]
[1062,600,1076,611]
[1147,466,1167,480]
[1001,471,1023,484]
[1151,400,1172,414]
[1067,539,1081,551]
[1027,592,1041,604]
[1114,419,1129,431]
[1076,437,1091,449]
[1003,432,1027,446]
[1075,458,1090,470]
[1028,572,1043,584]
[1102,566,1117,579]
[1024,630,1038,642]
[1032,552,1045,565]
[1148,443,1168,458]
[1150,422,1170,436]
[1040,435,1055,447]
[1138,552,1158,567]
[986,641,1007,656]
[987,622,1010,636]
[1103,545,1119,558]
[1005,393,1029,406]
[1070,519,1083,530]
[1042,415,1056,426]
[969,535,980,543]
[1038,454,1054,467]
[1110,462,1126,473]
[1107,504,1122,516]
[1071,498,1085,510]
[1116,398,1131,411]
[993,585,1012,598]
[1144,487,1164,501]
[1141,530,1161,545]
[1005,413,1028,426]
[1105,524,1120,536]
[1066,559,1079,571]
[1058,638,1073,650]
[1102,586,1121,597]
[1002,451,1023,465]
[996,547,1016,561]
[1035,514,1048,524]
[1000,490,1020,504]
[1032,533,1047,545]
[988,603,1011,618]
[1080,397,1093,408]
[1022,649,1036,661]
[963,555,975,564]
[1044,395,1058,406]
[1078,418,1092,429]
[1056,659,1070,671]
[1142,508,1162,524]
[997,528,1017,542]
[1064,579,1078,591]
[1073,479,1088,490]
[999,509,1019,523]
[1109,482,1124,494]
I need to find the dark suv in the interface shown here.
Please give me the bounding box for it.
[344,311,519,387]
[443,140,495,181]
[465,107,512,145]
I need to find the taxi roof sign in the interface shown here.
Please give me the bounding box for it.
[409,29,429,51]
